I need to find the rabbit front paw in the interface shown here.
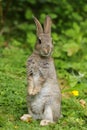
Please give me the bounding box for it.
[28,87,41,95]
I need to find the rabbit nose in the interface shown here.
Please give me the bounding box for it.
[47,45,50,51]
[43,48,48,54]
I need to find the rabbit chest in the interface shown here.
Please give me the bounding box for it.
[27,57,50,81]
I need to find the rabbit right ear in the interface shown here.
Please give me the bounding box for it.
[44,16,52,36]
[33,16,43,36]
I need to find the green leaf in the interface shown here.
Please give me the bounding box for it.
[25,9,32,19]
[52,33,59,41]
[26,32,36,47]
[63,42,80,56]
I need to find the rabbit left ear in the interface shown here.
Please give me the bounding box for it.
[44,16,52,36]
[33,16,43,36]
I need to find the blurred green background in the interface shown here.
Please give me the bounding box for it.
[0,0,87,130]
[0,0,87,90]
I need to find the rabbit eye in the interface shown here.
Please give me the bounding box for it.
[38,38,41,44]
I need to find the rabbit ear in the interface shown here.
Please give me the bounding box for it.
[33,16,43,36]
[44,16,52,35]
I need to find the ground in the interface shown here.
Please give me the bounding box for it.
[0,46,87,130]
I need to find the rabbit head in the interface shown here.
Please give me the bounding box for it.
[34,16,53,57]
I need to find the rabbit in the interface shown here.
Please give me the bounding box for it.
[20,16,61,126]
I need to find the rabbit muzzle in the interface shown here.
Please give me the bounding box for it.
[41,45,52,57]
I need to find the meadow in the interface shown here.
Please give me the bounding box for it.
[0,44,87,130]
[0,0,87,129]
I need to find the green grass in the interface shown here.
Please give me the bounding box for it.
[0,46,87,130]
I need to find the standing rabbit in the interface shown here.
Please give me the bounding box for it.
[21,16,61,126]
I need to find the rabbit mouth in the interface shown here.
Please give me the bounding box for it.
[40,50,52,57]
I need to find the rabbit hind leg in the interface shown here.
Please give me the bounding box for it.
[40,105,54,126]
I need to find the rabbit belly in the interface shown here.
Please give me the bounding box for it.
[28,84,61,121]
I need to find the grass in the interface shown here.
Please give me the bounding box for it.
[0,45,87,130]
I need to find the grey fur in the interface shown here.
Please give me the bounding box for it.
[26,16,61,124]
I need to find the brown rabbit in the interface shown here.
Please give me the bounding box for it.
[21,16,61,126]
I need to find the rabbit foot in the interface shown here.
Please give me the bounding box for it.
[40,119,54,126]
[20,114,32,122]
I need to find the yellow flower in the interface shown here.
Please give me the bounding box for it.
[14,126,18,129]
[71,90,79,96]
